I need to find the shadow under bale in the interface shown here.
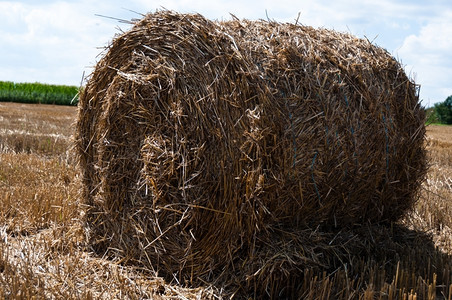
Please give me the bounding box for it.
[75,11,427,297]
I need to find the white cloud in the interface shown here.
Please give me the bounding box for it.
[0,1,133,85]
[399,9,452,105]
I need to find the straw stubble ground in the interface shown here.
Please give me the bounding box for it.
[0,101,451,299]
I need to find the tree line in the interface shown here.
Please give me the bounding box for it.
[430,95,452,125]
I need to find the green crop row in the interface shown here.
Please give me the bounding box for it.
[0,81,79,105]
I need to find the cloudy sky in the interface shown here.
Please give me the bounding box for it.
[0,0,450,106]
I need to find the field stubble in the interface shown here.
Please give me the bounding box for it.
[0,102,451,299]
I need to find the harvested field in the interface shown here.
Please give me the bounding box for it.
[0,102,75,155]
[0,102,451,298]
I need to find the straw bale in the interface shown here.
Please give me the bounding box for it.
[75,11,427,297]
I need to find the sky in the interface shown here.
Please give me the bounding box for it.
[0,0,451,106]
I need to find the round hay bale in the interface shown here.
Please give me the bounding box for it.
[75,10,426,297]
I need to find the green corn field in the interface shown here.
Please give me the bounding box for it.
[0,81,79,105]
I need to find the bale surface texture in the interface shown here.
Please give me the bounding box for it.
[75,11,426,297]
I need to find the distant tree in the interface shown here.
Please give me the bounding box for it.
[425,107,438,124]
[434,95,452,124]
